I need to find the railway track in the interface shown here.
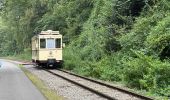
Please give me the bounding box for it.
[14,60,154,100]
[44,69,154,100]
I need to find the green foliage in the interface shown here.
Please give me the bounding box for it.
[117,1,170,97]
[123,50,170,96]
[98,55,123,81]
[146,15,170,54]
[16,48,32,60]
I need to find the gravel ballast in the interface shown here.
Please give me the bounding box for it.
[25,65,106,100]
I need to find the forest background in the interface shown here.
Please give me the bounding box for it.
[0,0,169,98]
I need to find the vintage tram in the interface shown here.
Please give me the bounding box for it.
[32,30,64,67]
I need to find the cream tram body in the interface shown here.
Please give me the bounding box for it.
[32,30,63,67]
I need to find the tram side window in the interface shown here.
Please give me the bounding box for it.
[56,38,61,48]
[40,39,46,48]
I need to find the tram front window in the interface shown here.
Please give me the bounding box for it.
[40,39,46,48]
[47,38,55,49]
[56,38,61,48]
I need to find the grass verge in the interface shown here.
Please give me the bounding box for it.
[19,65,63,100]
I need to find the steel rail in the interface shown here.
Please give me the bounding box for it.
[58,69,154,100]
[45,70,117,100]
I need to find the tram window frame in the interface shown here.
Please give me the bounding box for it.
[56,38,61,48]
[40,39,46,49]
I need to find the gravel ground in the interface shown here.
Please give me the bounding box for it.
[49,70,143,100]
[24,65,106,100]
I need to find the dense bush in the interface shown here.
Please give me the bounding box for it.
[123,50,170,97]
